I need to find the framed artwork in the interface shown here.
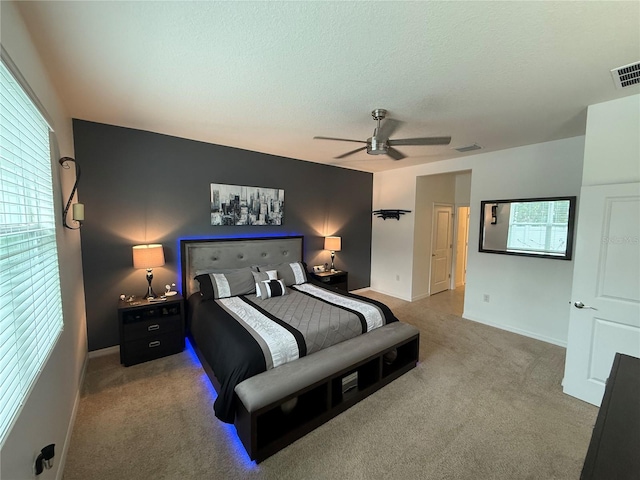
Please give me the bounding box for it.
[210,183,284,226]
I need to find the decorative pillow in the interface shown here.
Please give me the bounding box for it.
[257,262,307,286]
[256,279,287,299]
[266,270,278,280]
[195,267,255,300]
[251,271,270,297]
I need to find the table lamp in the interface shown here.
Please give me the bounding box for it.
[132,244,165,298]
[324,236,341,272]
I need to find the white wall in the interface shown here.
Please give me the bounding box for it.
[412,174,456,300]
[583,94,640,185]
[372,136,585,345]
[454,171,471,205]
[0,3,87,479]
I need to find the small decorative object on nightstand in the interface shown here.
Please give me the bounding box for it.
[118,294,185,366]
[310,270,348,292]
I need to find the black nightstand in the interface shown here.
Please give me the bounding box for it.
[118,295,185,367]
[309,270,348,292]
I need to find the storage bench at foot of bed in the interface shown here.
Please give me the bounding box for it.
[234,322,420,462]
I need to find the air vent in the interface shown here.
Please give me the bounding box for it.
[453,144,482,153]
[611,61,640,89]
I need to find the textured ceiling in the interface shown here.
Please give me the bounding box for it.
[15,1,640,173]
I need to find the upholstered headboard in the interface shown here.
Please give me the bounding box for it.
[180,236,304,298]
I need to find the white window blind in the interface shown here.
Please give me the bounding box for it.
[0,59,63,445]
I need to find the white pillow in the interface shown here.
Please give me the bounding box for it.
[266,270,278,280]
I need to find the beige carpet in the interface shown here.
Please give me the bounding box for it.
[63,290,597,480]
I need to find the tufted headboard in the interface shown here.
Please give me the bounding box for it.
[180,236,304,298]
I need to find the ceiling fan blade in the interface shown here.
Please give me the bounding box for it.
[388,136,452,146]
[376,118,403,140]
[386,147,406,161]
[335,146,367,159]
[314,136,366,144]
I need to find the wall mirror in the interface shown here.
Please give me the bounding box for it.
[479,196,577,260]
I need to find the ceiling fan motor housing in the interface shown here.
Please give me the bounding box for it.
[367,136,388,155]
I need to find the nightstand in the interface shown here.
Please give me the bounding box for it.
[118,295,185,366]
[309,270,348,292]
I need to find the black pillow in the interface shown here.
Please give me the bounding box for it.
[256,279,287,299]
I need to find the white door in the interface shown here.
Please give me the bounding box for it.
[430,204,453,295]
[455,206,470,287]
[563,182,640,406]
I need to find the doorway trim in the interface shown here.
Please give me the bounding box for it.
[453,204,470,289]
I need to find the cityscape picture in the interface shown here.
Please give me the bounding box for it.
[210,183,284,226]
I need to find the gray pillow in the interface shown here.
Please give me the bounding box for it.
[195,267,255,300]
[251,271,269,297]
[257,262,307,286]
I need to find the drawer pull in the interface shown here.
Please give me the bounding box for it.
[149,341,161,348]
[148,324,160,331]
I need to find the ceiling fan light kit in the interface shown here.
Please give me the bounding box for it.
[314,109,451,161]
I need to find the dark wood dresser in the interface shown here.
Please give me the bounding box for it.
[581,353,640,479]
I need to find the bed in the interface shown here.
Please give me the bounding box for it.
[181,236,419,462]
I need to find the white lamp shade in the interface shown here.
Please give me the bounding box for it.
[132,244,165,269]
[324,236,341,252]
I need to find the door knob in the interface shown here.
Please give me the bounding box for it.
[574,301,597,310]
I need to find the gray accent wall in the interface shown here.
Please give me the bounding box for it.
[73,120,373,351]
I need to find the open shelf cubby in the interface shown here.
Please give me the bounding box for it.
[331,357,381,407]
[256,383,329,449]
[382,337,420,379]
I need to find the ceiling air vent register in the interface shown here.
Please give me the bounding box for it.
[453,144,482,153]
[610,61,640,89]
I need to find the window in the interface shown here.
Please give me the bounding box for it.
[0,58,63,444]
[506,200,571,255]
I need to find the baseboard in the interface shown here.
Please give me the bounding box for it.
[87,345,120,359]
[366,287,412,302]
[463,312,567,348]
[411,292,430,302]
[349,287,369,295]
[56,350,88,480]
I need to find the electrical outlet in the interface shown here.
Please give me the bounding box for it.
[483,294,490,303]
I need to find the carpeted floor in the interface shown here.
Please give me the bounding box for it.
[63,290,597,480]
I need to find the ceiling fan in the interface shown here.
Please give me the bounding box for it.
[314,109,451,161]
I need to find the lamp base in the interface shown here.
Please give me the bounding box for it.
[143,269,157,299]
[330,251,336,272]
[144,287,158,299]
